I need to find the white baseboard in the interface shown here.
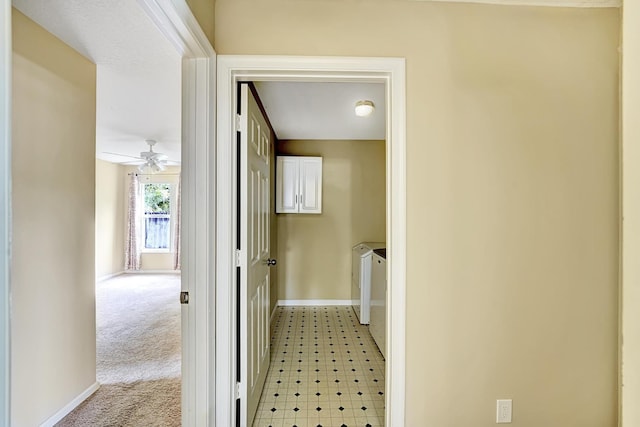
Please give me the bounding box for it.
[124,270,181,275]
[96,271,124,282]
[40,381,100,427]
[277,299,352,306]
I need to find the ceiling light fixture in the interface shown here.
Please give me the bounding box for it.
[138,159,166,174]
[354,100,375,117]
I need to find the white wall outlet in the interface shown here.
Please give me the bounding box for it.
[496,399,512,423]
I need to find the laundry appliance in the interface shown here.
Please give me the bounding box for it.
[351,241,385,324]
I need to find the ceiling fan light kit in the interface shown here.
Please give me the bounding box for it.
[137,160,166,173]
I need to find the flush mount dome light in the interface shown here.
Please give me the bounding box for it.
[354,100,375,117]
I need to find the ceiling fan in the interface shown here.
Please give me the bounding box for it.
[102,139,176,172]
[136,139,169,172]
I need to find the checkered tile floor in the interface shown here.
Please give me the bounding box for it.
[252,306,385,427]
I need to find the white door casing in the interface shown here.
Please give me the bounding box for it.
[239,84,271,426]
[136,2,216,426]
[216,56,407,427]
[0,0,10,424]
[622,2,640,426]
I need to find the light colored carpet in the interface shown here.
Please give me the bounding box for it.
[57,273,181,426]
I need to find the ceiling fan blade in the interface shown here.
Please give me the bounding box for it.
[102,151,144,160]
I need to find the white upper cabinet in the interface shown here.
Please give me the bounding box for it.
[276,156,322,214]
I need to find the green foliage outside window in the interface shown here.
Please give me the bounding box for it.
[144,183,171,213]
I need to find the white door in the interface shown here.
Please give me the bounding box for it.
[239,84,271,426]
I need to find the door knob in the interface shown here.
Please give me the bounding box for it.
[266,258,277,266]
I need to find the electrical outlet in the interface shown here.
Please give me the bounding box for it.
[496,399,512,423]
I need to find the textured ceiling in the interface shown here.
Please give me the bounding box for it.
[12,0,182,164]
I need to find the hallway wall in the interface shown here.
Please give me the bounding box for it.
[12,9,97,426]
[216,3,620,426]
[187,0,215,46]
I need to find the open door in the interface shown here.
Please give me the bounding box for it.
[238,83,272,426]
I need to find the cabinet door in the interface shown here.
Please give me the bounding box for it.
[299,157,322,214]
[275,156,299,213]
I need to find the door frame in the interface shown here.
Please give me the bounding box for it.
[2,0,217,423]
[0,1,10,424]
[136,1,216,426]
[621,2,640,426]
[216,55,407,427]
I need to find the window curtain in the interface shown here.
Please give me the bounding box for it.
[125,173,140,270]
[173,176,181,271]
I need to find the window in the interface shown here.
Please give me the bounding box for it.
[142,183,172,250]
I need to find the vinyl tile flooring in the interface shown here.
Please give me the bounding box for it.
[252,306,385,427]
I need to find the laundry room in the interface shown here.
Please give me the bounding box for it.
[274,138,386,304]
[244,80,390,426]
[249,81,388,310]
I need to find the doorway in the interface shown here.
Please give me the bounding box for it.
[82,163,183,424]
[215,56,407,427]
[243,80,387,425]
[4,1,215,425]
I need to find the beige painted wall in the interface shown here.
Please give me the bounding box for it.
[621,2,639,426]
[217,3,620,426]
[124,166,181,271]
[276,140,385,301]
[96,159,125,278]
[97,162,179,275]
[186,0,215,46]
[12,9,97,426]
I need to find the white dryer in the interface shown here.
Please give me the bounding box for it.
[351,241,385,324]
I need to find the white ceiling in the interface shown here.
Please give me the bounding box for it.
[254,82,385,141]
[13,0,182,164]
